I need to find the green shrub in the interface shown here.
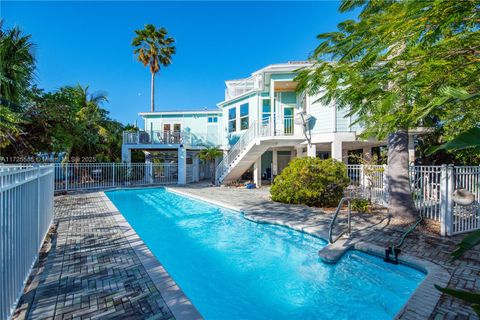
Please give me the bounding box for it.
[351,198,370,213]
[270,157,349,207]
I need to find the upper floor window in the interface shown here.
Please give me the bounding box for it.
[228,107,236,132]
[262,99,271,122]
[208,116,218,124]
[240,103,249,130]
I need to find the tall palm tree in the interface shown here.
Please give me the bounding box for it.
[132,24,175,112]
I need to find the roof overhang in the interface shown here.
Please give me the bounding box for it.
[139,110,222,117]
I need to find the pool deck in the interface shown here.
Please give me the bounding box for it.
[13,183,480,320]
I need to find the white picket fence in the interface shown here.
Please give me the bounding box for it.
[53,163,178,192]
[347,164,480,236]
[0,165,55,320]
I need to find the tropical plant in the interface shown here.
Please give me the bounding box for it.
[199,147,223,184]
[0,20,35,105]
[132,24,176,112]
[271,157,349,207]
[429,127,480,155]
[296,0,479,220]
[0,21,35,148]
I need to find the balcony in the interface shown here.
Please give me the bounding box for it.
[123,130,215,146]
[225,75,262,100]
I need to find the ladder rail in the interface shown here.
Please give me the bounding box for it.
[328,197,352,244]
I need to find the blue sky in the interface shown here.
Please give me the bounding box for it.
[2,1,357,125]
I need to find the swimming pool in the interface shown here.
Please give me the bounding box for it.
[106,188,425,320]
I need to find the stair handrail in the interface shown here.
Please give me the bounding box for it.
[328,197,352,244]
[215,118,271,184]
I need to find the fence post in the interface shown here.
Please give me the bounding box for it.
[446,165,454,235]
[440,164,454,236]
[382,164,388,206]
[37,165,41,249]
[65,162,68,192]
[112,163,115,187]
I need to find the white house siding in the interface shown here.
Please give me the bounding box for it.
[221,94,260,147]
[308,93,335,134]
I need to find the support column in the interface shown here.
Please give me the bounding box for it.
[272,149,278,176]
[144,152,153,184]
[253,157,261,187]
[178,146,187,185]
[295,146,304,158]
[193,153,200,182]
[307,144,317,158]
[121,146,131,163]
[408,134,415,164]
[331,138,343,162]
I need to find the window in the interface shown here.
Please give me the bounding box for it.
[262,99,271,122]
[240,103,249,130]
[208,116,218,123]
[228,107,236,132]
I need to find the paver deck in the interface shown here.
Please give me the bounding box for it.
[12,192,200,320]
[13,183,480,320]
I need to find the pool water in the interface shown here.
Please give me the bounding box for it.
[106,188,425,320]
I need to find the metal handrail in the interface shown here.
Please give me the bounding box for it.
[328,197,352,244]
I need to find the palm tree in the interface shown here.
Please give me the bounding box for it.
[199,147,223,184]
[62,84,109,157]
[132,24,175,112]
[0,21,35,148]
[0,21,35,105]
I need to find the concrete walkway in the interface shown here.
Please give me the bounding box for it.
[13,183,480,320]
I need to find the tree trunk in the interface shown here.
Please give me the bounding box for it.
[387,129,417,220]
[150,72,155,112]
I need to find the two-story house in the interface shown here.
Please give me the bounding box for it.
[122,61,415,185]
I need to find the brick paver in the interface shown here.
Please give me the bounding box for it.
[13,193,174,320]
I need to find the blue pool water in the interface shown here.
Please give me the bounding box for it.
[106,188,425,320]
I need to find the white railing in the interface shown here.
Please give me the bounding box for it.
[186,164,194,183]
[225,75,260,100]
[0,165,55,320]
[274,116,295,136]
[216,119,271,183]
[452,166,480,234]
[54,163,178,191]
[215,116,300,183]
[123,130,215,146]
[347,164,480,236]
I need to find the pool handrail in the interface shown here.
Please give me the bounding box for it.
[328,197,352,244]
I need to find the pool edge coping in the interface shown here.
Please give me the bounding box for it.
[165,186,451,320]
[99,191,203,320]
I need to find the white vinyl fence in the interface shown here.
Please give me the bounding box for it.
[0,165,55,320]
[347,164,480,236]
[54,163,178,192]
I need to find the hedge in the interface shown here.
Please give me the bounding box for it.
[270,157,349,207]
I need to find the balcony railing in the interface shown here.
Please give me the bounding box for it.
[123,130,215,146]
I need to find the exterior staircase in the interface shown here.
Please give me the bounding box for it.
[215,119,271,184]
[215,118,304,184]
